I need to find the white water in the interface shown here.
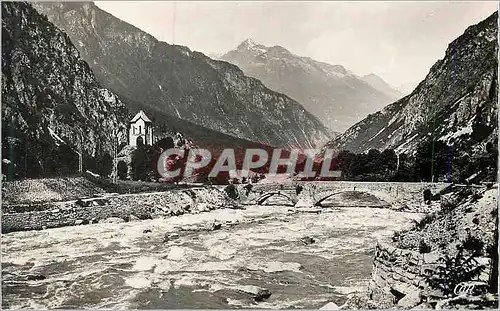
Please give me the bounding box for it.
[2,204,421,309]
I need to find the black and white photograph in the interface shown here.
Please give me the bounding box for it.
[1,0,499,309]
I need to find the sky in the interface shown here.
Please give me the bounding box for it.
[95,1,498,91]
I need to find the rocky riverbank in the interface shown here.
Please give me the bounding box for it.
[2,186,236,233]
[334,184,498,310]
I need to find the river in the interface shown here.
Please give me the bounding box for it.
[2,200,421,309]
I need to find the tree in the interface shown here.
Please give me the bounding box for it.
[381,149,398,171]
[335,150,355,178]
[349,153,369,177]
[414,139,450,182]
[393,153,415,181]
[131,145,156,181]
[117,161,128,180]
[154,137,175,151]
[224,184,239,200]
[97,153,113,177]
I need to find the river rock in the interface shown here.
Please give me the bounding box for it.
[164,232,180,242]
[320,302,340,310]
[397,289,421,309]
[74,219,84,226]
[300,236,315,245]
[196,203,210,212]
[207,221,222,231]
[235,285,271,301]
[26,273,46,281]
[129,214,139,221]
[100,217,125,224]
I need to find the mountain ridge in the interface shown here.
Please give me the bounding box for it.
[2,1,129,179]
[323,11,498,158]
[33,2,331,150]
[220,39,402,131]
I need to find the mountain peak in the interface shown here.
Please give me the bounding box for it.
[268,45,292,55]
[237,38,258,50]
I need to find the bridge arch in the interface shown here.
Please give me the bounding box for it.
[256,191,296,206]
[314,190,390,207]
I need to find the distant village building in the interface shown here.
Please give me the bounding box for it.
[129,110,153,146]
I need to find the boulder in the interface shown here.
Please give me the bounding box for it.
[300,236,315,245]
[129,214,139,221]
[143,228,152,234]
[235,285,271,301]
[397,290,421,309]
[207,221,222,231]
[196,203,210,212]
[164,232,180,242]
[319,302,340,310]
[74,219,84,226]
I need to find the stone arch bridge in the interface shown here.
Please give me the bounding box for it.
[237,181,450,212]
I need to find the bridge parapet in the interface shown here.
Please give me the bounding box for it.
[237,181,450,211]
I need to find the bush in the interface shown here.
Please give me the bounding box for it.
[243,184,253,196]
[462,233,484,255]
[296,185,304,195]
[419,239,432,253]
[426,242,486,297]
[131,145,156,181]
[423,189,432,204]
[117,161,128,180]
[225,184,239,200]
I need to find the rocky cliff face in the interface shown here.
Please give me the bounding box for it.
[324,12,498,156]
[33,2,331,149]
[2,2,129,179]
[220,39,400,132]
[361,73,404,100]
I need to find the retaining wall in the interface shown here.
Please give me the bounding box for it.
[2,187,233,233]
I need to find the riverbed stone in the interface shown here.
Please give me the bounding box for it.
[207,221,222,231]
[74,219,84,225]
[234,285,271,301]
[129,214,139,221]
[319,302,340,310]
[397,289,421,309]
[300,236,315,245]
[163,232,180,242]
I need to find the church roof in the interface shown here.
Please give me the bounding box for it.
[130,110,152,123]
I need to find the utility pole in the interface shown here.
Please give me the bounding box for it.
[112,128,117,184]
[430,99,437,183]
[77,132,83,174]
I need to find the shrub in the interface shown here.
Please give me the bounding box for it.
[243,184,253,196]
[225,184,239,200]
[426,242,486,297]
[419,239,432,253]
[117,161,128,180]
[462,233,484,255]
[423,189,432,204]
[296,185,304,195]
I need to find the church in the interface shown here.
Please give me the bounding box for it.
[129,110,154,146]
